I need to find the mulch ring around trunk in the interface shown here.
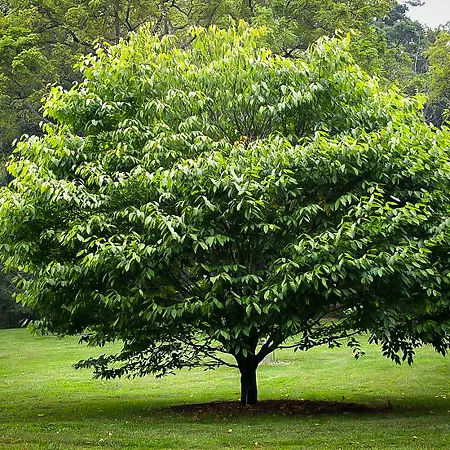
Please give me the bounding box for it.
[169,399,387,418]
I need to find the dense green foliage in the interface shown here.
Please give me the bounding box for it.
[1,24,449,403]
[1,1,449,329]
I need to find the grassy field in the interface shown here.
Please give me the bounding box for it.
[0,329,449,449]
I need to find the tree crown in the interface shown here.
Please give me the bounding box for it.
[1,23,450,384]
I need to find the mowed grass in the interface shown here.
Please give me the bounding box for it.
[0,329,449,449]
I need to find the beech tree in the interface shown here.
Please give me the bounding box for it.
[1,23,450,405]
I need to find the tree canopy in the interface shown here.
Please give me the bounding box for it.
[1,23,450,404]
[1,0,437,329]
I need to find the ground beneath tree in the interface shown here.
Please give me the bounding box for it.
[170,399,387,418]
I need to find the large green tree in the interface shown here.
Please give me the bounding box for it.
[1,24,450,404]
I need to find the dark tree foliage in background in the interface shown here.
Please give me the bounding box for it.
[0,272,17,328]
[0,0,444,158]
[425,30,450,125]
[1,24,449,404]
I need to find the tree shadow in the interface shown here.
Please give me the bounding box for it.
[6,395,446,424]
[168,399,387,418]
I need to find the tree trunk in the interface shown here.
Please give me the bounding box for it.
[114,0,121,44]
[239,360,258,405]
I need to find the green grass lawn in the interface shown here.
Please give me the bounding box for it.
[0,329,449,449]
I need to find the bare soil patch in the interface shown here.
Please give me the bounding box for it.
[170,399,387,417]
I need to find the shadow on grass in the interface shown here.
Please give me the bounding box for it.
[169,399,387,417]
[4,392,448,425]
[2,397,396,424]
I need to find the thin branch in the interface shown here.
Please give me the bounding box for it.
[27,104,52,124]
[124,0,133,32]
[278,329,361,350]
[170,0,189,17]
[178,335,238,368]
[205,353,238,369]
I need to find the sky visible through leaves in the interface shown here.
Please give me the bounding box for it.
[405,0,450,27]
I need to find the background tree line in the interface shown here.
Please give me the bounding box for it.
[1,0,450,328]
